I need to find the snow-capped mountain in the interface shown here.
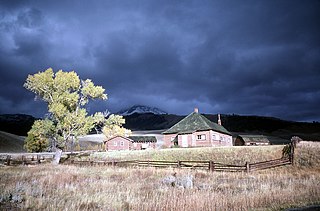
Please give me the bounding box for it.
[117,105,167,116]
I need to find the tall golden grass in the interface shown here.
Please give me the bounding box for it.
[91,145,285,165]
[0,143,319,210]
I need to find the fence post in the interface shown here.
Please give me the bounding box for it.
[6,155,11,166]
[246,162,250,173]
[209,161,215,172]
[22,155,26,165]
[112,159,115,167]
[290,136,302,166]
[177,160,181,168]
[290,141,295,166]
[37,155,41,164]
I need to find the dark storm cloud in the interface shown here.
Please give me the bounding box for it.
[0,0,319,122]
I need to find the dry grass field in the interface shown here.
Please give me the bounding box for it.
[0,142,319,210]
[90,145,285,165]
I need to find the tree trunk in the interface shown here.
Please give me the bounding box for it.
[52,149,62,165]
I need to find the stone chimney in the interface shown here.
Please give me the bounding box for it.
[194,108,199,113]
[218,114,222,125]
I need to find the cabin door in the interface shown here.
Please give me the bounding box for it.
[181,135,188,147]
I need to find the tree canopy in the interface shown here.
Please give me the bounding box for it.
[102,114,131,140]
[24,68,107,152]
[24,119,55,152]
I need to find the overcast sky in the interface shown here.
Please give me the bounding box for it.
[0,1,319,122]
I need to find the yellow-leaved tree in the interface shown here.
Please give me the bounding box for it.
[24,68,112,163]
[102,114,131,140]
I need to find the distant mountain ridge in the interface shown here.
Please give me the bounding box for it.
[117,105,167,116]
[1,113,319,141]
[0,114,36,136]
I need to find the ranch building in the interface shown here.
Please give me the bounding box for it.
[104,136,157,151]
[234,135,271,146]
[162,108,233,148]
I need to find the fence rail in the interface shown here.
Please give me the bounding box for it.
[249,158,291,171]
[0,150,97,166]
[0,154,53,165]
[64,157,292,172]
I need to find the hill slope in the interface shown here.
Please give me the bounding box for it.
[0,131,26,153]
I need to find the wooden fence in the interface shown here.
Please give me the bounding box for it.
[249,157,291,172]
[0,150,97,166]
[0,155,292,172]
[0,153,54,166]
[65,157,292,172]
[0,144,294,172]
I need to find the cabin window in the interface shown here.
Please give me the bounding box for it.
[220,136,224,141]
[197,134,206,140]
[226,137,231,142]
[120,141,124,146]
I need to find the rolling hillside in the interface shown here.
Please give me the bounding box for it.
[0,131,26,153]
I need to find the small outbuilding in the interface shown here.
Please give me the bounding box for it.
[104,136,157,151]
[234,135,271,146]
